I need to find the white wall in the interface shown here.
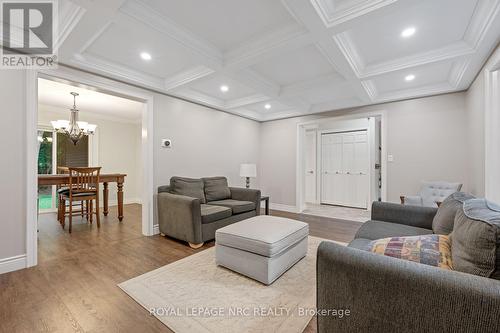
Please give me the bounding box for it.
[260,93,469,206]
[0,70,26,261]
[153,94,261,190]
[37,105,143,204]
[465,73,485,196]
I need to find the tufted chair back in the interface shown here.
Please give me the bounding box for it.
[419,181,462,207]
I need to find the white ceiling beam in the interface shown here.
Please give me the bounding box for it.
[164,66,215,91]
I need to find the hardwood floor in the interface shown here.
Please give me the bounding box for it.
[0,204,361,333]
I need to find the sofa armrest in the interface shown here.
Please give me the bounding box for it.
[229,187,261,214]
[157,192,202,244]
[403,195,423,206]
[371,201,437,229]
[317,241,500,333]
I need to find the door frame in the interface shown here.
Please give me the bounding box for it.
[296,111,387,213]
[304,130,317,204]
[484,47,500,203]
[26,67,155,268]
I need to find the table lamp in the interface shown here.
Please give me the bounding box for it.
[240,163,257,188]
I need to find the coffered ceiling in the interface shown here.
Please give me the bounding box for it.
[52,0,500,121]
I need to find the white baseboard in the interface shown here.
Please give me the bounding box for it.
[0,254,27,275]
[269,203,299,213]
[153,224,160,235]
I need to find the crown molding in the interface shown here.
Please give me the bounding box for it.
[309,97,363,114]
[360,80,378,101]
[448,58,471,89]
[311,0,399,28]
[76,21,112,55]
[70,53,165,90]
[225,25,311,69]
[164,66,215,91]
[55,2,86,51]
[332,32,365,77]
[225,94,270,109]
[376,82,455,103]
[230,68,281,98]
[334,33,475,79]
[463,0,500,50]
[120,0,223,66]
[175,88,225,109]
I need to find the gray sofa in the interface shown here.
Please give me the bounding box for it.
[157,176,260,248]
[317,200,500,332]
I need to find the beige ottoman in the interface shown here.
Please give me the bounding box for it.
[215,215,309,285]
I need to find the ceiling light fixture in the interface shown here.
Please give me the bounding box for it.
[401,27,416,38]
[51,92,97,145]
[264,104,271,110]
[140,52,152,60]
[405,74,415,82]
[220,85,229,92]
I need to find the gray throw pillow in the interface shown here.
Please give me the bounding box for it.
[170,177,206,203]
[451,199,500,279]
[432,192,475,234]
[202,177,231,202]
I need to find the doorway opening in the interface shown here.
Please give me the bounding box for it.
[296,112,387,221]
[26,68,155,268]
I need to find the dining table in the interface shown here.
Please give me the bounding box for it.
[38,173,127,221]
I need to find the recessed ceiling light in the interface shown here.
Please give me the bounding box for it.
[405,74,415,81]
[264,103,271,110]
[140,52,152,61]
[220,85,229,92]
[401,27,416,38]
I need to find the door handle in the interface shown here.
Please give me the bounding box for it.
[307,170,314,174]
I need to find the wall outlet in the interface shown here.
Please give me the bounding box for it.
[161,139,172,148]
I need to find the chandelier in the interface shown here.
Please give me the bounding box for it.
[51,92,97,145]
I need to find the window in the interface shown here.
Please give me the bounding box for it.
[37,129,90,212]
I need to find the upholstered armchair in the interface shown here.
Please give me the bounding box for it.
[400,181,462,207]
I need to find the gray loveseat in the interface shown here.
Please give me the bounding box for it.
[157,176,260,248]
[317,199,500,332]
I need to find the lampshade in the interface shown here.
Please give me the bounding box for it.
[240,163,257,178]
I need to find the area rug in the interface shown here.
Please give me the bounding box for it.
[118,236,345,333]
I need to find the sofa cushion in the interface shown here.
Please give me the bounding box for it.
[355,220,433,240]
[202,177,231,202]
[207,199,255,214]
[348,238,372,250]
[451,199,500,279]
[432,192,474,235]
[367,234,453,270]
[215,215,309,257]
[170,177,206,204]
[200,204,232,224]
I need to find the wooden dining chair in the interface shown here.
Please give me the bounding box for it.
[57,166,86,223]
[59,167,101,233]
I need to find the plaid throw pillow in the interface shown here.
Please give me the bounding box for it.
[367,234,453,270]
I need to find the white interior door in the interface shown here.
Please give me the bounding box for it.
[305,131,317,203]
[321,130,369,209]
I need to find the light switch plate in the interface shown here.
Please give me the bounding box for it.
[388,154,394,162]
